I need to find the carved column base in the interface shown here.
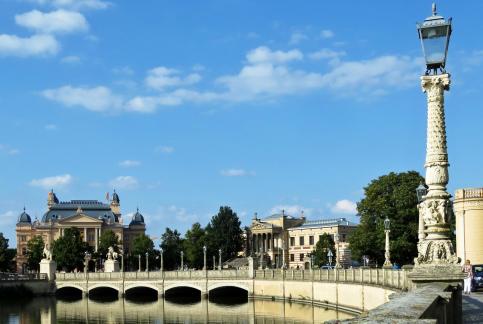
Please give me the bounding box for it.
[414,239,459,266]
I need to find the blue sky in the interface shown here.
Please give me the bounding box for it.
[1,1,483,245]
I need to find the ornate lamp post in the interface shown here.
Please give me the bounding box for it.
[218,249,222,271]
[120,250,124,272]
[213,255,216,270]
[180,251,184,270]
[145,252,149,272]
[138,254,141,272]
[327,249,333,267]
[413,3,459,269]
[383,217,392,268]
[203,245,207,270]
[334,233,341,268]
[160,247,164,271]
[416,182,428,241]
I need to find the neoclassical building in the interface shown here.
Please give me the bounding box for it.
[454,188,483,265]
[16,190,146,272]
[248,211,357,268]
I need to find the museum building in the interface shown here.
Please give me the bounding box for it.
[15,190,146,272]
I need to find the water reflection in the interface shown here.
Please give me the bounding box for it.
[0,297,355,323]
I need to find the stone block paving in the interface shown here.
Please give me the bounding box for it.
[463,291,483,323]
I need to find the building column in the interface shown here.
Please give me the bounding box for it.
[84,228,87,242]
[95,228,99,252]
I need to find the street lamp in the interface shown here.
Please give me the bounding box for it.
[180,251,184,270]
[138,254,141,272]
[383,217,392,268]
[145,252,149,272]
[160,247,164,271]
[218,249,222,271]
[203,245,207,270]
[327,249,333,267]
[412,4,459,268]
[417,3,452,75]
[119,250,124,273]
[334,233,341,268]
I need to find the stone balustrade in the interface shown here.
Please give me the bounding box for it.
[454,188,483,199]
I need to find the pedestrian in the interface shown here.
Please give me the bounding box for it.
[462,259,473,295]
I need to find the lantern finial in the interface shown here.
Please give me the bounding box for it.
[432,3,437,16]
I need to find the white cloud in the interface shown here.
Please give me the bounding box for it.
[220,169,255,177]
[112,66,134,75]
[0,34,59,57]
[29,174,72,189]
[331,199,357,214]
[320,29,334,39]
[61,55,80,64]
[15,10,88,34]
[119,160,141,168]
[41,85,123,112]
[289,31,308,45]
[269,205,310,217]
[0,144,20,155]
[155,146,174,154]
[145,66,201,91]
[246,46,303,64]
[0,211,17,227]
[167,205,198,223]
[109,176,139,190]
[27,0,110,10]
[308,48,346,61]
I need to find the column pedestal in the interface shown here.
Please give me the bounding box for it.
[40,259,57,281]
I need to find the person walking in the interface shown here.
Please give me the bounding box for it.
[462,259,473,295]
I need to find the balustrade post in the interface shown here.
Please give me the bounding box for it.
[360,268,363,283]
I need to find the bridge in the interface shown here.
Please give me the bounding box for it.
[55,268,407,314]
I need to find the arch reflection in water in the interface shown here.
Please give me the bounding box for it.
[2,297,355,323]
[164,286,201,304]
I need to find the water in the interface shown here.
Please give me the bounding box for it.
[0,296,355,323]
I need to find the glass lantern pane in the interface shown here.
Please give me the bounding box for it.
[421,26,448,64]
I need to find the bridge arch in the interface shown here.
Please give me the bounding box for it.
[56,283,85,293]
[87,283,120,293]
[164,283,203,293]
[124,283,160,294]
[208,282,249,293]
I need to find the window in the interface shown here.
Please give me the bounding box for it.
[342,234,346,242]
[22,247,27,256]
[300,253,304,261]
[299,236,304,246]
[309,236,314,245]
[290,254,295,262]
[20,235,26,242]
[290,237,295,246]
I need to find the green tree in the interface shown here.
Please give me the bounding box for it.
[205,206,243,263]
[98,230,120,258]
[183,223,206,269]
[311,233,336,267]
[132,234,155,270]
[348,171,424,266]
[0,233,13,272]
[52,228,91,272]
[160,228,184,270]
[26,236,44,272]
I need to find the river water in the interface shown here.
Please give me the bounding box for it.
[0,296,355,323]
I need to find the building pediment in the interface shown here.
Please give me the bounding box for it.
[251,222,275,231]
[58,213,103,224]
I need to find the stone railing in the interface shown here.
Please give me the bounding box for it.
[56,268,407,290]
[254,268,409,290]
[0,272,47,281]
[454,188,483,200]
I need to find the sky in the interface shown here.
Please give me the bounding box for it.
[1,0,483,246]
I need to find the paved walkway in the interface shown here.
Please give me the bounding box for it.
[463,291,483,323]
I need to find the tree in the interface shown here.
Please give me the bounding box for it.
[0,233,14,272]
[131,234,155,270]
[52,228,91,272]
[26,236,44,272]
[205,206,243,263]
[160,228,184,270]
[98,230,120,259]
[311,233,336,267]
[348,171,424,266]
[183,223,206,269]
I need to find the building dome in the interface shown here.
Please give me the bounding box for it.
[130,208,144,225]
[18,208,31,224]
[112,190,120,204]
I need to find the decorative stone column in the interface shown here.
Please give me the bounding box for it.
[383,229,392,268]
[409,74,463,286]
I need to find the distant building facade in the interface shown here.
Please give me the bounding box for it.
[247,211,357,269]
[454,188,483,265]
[16,190,146,273]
